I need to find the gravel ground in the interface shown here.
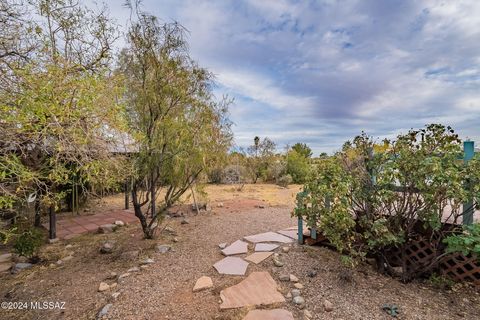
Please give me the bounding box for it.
[0,185,479,320]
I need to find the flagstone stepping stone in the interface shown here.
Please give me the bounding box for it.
[245,252,273,264]
[254,243,279,252]
[213,257,249,275]
[193,276,213,292]
[220,271,285,309]
[277,229,297,239]
[242,309,294,320]
[244,232,294,244]
[221,240,248,256]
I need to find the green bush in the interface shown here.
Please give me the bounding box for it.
[286,150,311,183]
[443,224,480,260]
[13,228,44,258]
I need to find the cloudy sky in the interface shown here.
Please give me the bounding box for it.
[99,0,480,155]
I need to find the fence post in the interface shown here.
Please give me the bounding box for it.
[297,217,303,244]
[463,140,474,225]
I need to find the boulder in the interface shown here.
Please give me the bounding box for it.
[98,224,117,234]
[293,296,305,308]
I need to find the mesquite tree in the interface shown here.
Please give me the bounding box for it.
[0,0,124,228]
[119,5,232,238]
[295,124,480,282]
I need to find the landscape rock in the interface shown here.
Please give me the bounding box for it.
[100,241,115,254]
[279,274,290,281]
[62,255,73,262]
[65,244,73,249]
[156,244,172,253]
[106,272,117,280]
[221,240,249,256]
[217,202,224,208]
[282,246,290,253]
[291,289,301,297]
[173,237,179,242]
[218,242,228,249]
[193,276,213,292]
[307,270,317,278]
[289,274,299,282]
[98,224,117,234]
[255,243,279,252]
[294,283,304,289]
[97,303,112,319]
[111,292,121,300]
[293,296,305,308]
[114,220,125,227]
[13,262,33,272]
[273,258,284,267]
[118,273,130,280]
[141,258,155,265]
[164,226,176,235]
[98,282,110,292]
[213,256,249,276]
[48,238,59,244]
[286,292,292,299]
[181,218,189,225]
[127,267,140,273]
[323,299,334,312]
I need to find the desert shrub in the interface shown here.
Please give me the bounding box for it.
[222,165,247,184]
[208,167,224,184]
[295,124,480,281]
[443,224,480,260]
[13,228,44,258]
[277,174,293,187]
[286,150,311,183]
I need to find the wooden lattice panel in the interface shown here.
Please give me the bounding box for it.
[440,254,480,288]
[385,238,438,272]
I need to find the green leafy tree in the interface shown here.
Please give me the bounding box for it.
[0,0,124,229]
[291,142,312,158]
[286,149,311,183]
[246,137,276,183]
[120,3,232,238]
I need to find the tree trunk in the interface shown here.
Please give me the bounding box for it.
[34,199,41,227]
[124,179,129,210]
[49,206,56,240]
[150,173,155,218]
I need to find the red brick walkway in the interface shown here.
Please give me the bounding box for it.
[42,209,138,240]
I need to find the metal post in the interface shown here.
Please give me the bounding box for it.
[49,206,56,239]
[463,140,474,225]
[298,217,303,244]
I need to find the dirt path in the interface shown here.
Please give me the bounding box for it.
[0,185,479,320]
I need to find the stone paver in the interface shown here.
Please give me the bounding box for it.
[213,257,249,276]
[242,309,294,320]
[193,276,213,292]
[254,243,279,252]
[220,271,285,309]
[42,209,137,240]
[245,252,273,264]
[221,240,248,256]
[277,229,297,239]
[244,231,294,243]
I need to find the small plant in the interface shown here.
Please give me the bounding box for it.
[428,273,455,290]
[277,174,293,187]
[0,226,17,244]
[13,228,44,259]
[443,224,480,260]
